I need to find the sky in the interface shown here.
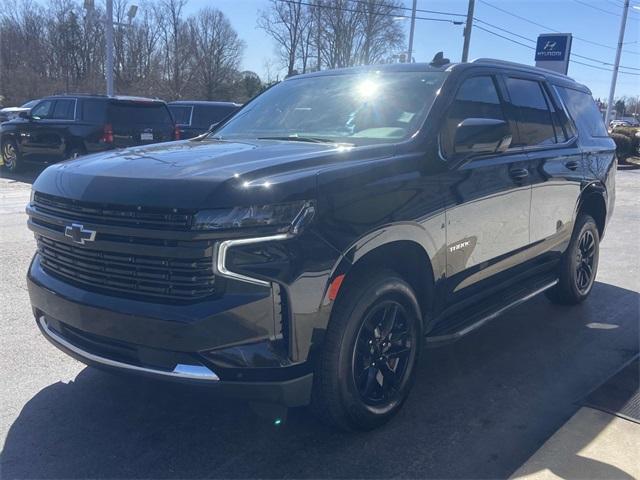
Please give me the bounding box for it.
[184,0,640,100]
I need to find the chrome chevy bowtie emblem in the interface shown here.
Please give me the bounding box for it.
[64,223,96,245]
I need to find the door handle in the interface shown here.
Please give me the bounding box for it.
[509,168,529,180]
[564,160,580,170]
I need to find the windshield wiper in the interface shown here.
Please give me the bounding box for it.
[257,135,348,145]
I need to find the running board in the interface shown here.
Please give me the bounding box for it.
[426,277,558,344]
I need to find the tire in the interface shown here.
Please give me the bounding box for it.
[546,214,600,305]
[1,138,20,172]
[67,146,85,160]
[311,270,423,431]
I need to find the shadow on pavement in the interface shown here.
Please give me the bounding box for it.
[0,164,45,184]
[2,281,638,479]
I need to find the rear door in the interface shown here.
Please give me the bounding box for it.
[440,73,532,304]
[107,100,175,147]
[503,75,583,263]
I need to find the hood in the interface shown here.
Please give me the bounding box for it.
[33,138,373,209]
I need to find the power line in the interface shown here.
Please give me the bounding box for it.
[571,0,622,17]
[475,17,640,71]
[478,0,640,55]
[473,22,640,76]
[275,0,464,24]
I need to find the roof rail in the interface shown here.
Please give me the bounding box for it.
[471,58,575,80]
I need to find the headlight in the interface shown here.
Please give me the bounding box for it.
[193,201,312,232]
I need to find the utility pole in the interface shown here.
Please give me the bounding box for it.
[461,0,475,62]
[105,0,114,96]
[605,0,629,126]
[407,0,417,63]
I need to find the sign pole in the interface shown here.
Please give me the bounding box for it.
[605,0,630,126]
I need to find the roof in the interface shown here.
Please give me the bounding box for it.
[168,100,242,107]
[43,94,166,103]
[284,58,589,93]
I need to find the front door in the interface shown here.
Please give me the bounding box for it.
[438,74,532,306]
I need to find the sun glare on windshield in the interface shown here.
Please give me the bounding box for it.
[355,78,381,100]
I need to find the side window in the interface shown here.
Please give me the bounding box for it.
[441,75,506,157]
[505,77,557,147]
[51,99,76,120]
[556,86,608,138]
[545,91,569,143]
[82,100,107,123]
[30,100,54,119]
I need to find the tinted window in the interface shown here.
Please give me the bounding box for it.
[169,105,192,125]
[31,100,54,119]
[82,100,107,123]
[505,77,556,147]
[107,102,173,126]
[441,75,506,156]
[192,105,238,127]
[52,99,75,120]
[556,86,608,138]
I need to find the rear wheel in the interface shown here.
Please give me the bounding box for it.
[67,146,85,160]
[546,214,600,305]
[1,138,20,172]
[311,270,423,431]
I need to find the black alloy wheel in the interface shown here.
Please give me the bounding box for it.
[352,301,414,407]
[575,229,596,294]
[546,213,600,305]
[312,270,423,431]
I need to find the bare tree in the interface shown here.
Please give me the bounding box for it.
[0,0,254,106]
[189,7,244,100]
[257,0,312,76]
[357,0,403,65]
[157,0,191,99]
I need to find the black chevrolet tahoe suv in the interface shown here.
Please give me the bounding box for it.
[1,94,177,172]
[26,59,616,431]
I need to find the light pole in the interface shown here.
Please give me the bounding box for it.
[407,0,416,63]
[85,0,137,97]
[605,0,630,126]
[105,0,114,96]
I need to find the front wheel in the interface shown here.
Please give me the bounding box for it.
[546,214,600,305]
[1,138,20,172]
[311,270,423,431]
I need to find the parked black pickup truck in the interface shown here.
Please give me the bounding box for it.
[26,58,615,431]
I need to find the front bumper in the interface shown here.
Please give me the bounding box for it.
[28,256,314,407]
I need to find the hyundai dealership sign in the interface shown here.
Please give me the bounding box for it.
[535,33,572,74]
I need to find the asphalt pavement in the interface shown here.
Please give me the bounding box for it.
[1,165,638,479]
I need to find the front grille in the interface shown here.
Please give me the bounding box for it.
[33,192,193,230]
[37,236,216,302]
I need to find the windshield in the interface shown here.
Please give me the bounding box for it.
[215,70,446,146]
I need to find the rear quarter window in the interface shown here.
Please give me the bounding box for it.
[555,86,608,138]
[81,100,107,123]
[107,102,173,126]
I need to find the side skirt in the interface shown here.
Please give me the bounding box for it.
[426,276,558,345]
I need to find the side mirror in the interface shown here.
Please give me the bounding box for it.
[18,111,31,120]
[450,118,512,168]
